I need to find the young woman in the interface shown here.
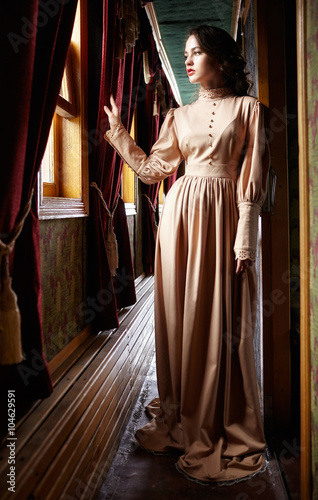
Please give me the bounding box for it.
[104,25,269,485]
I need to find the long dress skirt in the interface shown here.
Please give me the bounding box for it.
[135,171,266,484]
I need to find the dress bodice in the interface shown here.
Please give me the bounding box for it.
[173,93,257,180]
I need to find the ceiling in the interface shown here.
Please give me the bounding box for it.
[152,0,235,105]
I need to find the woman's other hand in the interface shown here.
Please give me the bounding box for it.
[236,258,253,274]
[104,95,121,128]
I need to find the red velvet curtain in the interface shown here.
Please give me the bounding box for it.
[88,2,180,326]
[88,0,145,331]
[162,71,180,193]
[137,35,160,275]
[138,42,179,274]
[0,0,78,424]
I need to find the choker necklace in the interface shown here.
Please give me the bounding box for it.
[199,87,232,99]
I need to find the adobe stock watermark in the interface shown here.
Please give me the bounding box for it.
[86,82,155,157]
[17,267,134,386]
[62,459,111,500]
[7,0,72,55]
[223,266,300,354]
[78,267,135,324]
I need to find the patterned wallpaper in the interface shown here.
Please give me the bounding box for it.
[39,218,87,362]
[307,0,318,496]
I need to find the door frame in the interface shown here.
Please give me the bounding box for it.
[296,0,311,498]
[256,0,291,430]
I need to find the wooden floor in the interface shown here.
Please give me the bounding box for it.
[98,358,291,500]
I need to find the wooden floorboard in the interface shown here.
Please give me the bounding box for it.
[33,342,131,498]
[70,334,156,499]
[65,335,156,499]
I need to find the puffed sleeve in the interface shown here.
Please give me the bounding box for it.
[234,100,270,261]
[104,108,183,185]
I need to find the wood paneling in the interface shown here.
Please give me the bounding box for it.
[0,275,155,500]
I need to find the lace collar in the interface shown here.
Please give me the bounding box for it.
[198,87,232,100]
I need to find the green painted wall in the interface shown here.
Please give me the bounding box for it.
[40,219,87,362]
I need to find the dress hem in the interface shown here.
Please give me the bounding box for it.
[175,454,268,487]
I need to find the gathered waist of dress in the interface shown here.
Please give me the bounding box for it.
[185,163,237,180]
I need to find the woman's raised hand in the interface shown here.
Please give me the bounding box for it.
[104,95,121,128]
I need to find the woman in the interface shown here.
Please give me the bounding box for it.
[104,25,269,485]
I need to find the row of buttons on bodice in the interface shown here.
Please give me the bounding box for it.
[208,102,217,164]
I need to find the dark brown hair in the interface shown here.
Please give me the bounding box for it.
[188,25,250,96]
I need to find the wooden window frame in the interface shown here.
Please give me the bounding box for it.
[122,111,137,216]
[38,0,88,220]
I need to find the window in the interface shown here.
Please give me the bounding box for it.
[122,111,136,216]
[158,181,164,212]
[39,0,88,219]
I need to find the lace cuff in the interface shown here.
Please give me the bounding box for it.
[234,202,260,262]
[235,249,256,262]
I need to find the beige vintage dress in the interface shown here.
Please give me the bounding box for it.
[105,87,270,484]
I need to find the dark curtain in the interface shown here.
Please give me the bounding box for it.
[162,71,180,194]
[138,40,180,274]
[87,2,180,326]
[136,33,160,275]
[88,0,144,331]
[0,0,78,426]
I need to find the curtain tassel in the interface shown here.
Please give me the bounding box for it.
[153,88,158,117]
[143,193,158,239]
[90,182,119,277]
[0,255,23,364]
[0,190,33,365]
[106,217,119,277]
